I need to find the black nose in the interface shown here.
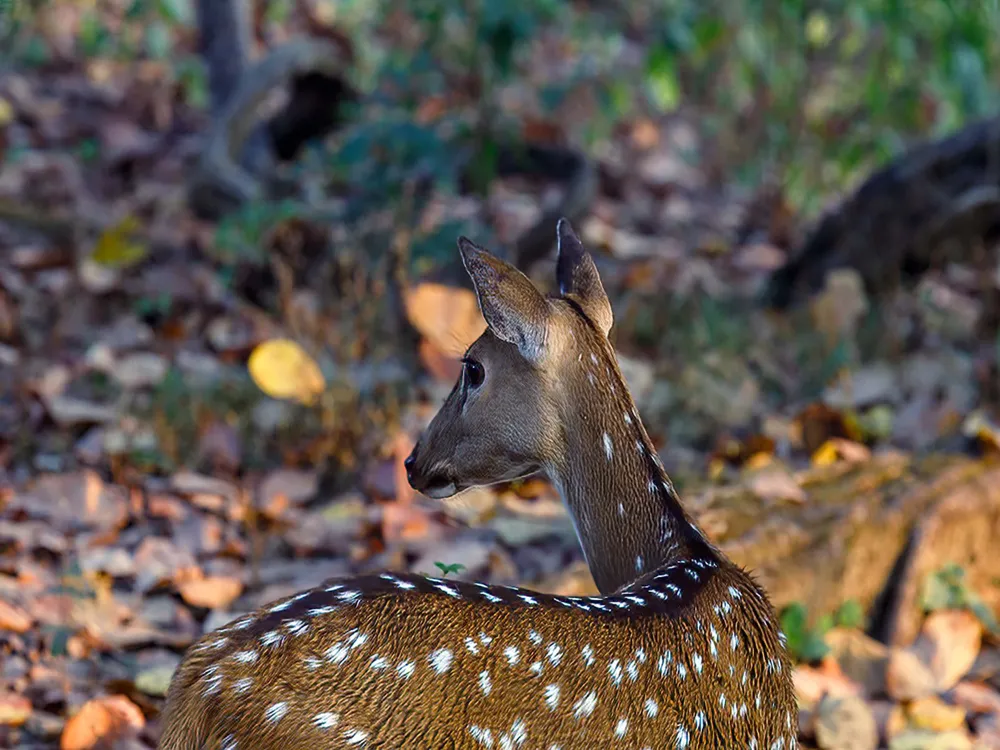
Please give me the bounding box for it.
[403,452,416,483]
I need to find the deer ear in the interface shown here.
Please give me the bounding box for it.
[458,237,551,360]
[555,218,613,336]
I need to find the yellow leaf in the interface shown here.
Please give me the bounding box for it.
[91,216,148,269]
[805,12,832,47]
[135,665,176,697]
[745,452,773,471]
[811,440,840,467]
[248,339,325,405]
[0,97,13,127]
[708,458,726,481]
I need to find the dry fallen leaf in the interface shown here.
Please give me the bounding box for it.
[404,282,486,358]
[907,696,967,732]
[746,467,806,504]
[0,599,33,633]
[814,693,878,750]
[60,695,145,750]
[0,692,32,727]
[177,575,244,610]
[920,610,982,692]
[810,268,869,345]
[887,610,982,701]
[248,338,326,406]
[793,660,863,707]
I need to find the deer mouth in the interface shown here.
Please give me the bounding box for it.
[420,479,459,499]
[404,455,460,499]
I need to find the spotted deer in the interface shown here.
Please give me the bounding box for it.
[158,220,797,749]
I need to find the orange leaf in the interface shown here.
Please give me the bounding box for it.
[177,575,244,609]
[404,283,486,359]
[61,695,144,750]
[0,692,31,727]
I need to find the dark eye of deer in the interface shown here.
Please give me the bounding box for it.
[464,359,485,389]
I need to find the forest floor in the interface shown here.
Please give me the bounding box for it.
[1,3,999,748]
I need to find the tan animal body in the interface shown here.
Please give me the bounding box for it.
[159,220,797,749]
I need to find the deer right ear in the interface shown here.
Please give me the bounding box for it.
[555,219,613,336]
[458,237,550,361]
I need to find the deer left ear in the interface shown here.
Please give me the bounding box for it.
[458,237,551,361]
[555,218,613,336]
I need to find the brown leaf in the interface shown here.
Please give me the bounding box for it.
[404,282,486,358]
[133,537,197,593]
[814,693,878,750]
[887,646,938,702]
[0,598,33,633]
[258,469,318,520]
[793,660,864,708]
[177,575,243,609]
[8,472,127,532]
[948,681,1000,715]
[0,692,32,726]
[920,610,982,691]
[887,611,982,701]
[417,338,464,383]
[60,695,144,750]
[826,628,890,697]
[907,696,967,732]
[195,421,243,473]
[746,467,807,504]
[810,268,869,344]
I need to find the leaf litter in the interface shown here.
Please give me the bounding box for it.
[0,4,998,749]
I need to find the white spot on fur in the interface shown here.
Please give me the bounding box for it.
[573,690,597,719]
[314,712,339,729]
[546,643,563,666]
[265,702,288,723]
[544,684,560,709]
[505,646,520,665]
[676,725,690,749]
[429,649,453,673]
[603,433,613,460]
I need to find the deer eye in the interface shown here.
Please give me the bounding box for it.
[463,358,485,389]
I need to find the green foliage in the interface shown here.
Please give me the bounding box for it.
[779,598,866,662]
[922,563,1000,635]
[213,199,310,265]
[434,562,467,577]
[637,0,1000,211]
[780,602,831,662]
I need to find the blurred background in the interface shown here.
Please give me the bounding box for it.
[0,1,999,747]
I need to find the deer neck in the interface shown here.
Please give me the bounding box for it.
[547,347,714,595]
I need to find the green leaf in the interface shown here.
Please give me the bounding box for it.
[799,630,831,663]
[780,602,808,645]
[835,599,865,629]
[646,47,681,112]
[434,562,466,577]
[156,0,192,25]
[144,20,172,59]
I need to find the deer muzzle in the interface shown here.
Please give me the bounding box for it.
[404,446,459,499]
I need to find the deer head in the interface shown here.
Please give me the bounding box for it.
[405,219,614,500]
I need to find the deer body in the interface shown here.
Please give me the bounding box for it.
[159,221,797,749]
